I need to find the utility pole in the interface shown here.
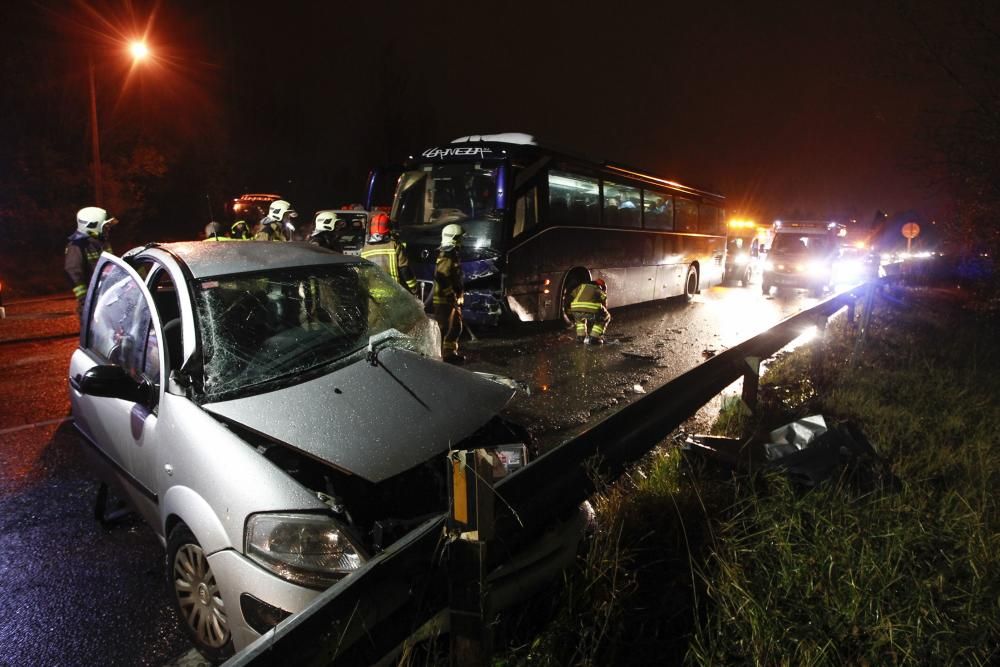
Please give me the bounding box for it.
[88,54,103,205]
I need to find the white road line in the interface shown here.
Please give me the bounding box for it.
[0,417,71,436]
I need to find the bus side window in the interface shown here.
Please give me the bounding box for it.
[643,190,674,230]
[699,203,722,234]
[548,170,599,227]
[513,188,538,237]
[603,181,641,228]
[676,197,699,232]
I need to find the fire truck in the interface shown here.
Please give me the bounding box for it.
[761,220,846,297]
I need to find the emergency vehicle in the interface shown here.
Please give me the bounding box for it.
[761,220,846,297]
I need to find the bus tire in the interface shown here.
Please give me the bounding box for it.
[683,265,698,301]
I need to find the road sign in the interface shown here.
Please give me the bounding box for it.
[901,222,920,239]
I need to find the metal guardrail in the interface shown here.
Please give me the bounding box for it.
[227,283,869,666]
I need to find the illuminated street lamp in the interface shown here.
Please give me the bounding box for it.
[88,41,151,204]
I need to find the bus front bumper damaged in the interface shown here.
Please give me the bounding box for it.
[462,290,503,326]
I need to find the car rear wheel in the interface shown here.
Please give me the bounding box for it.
[167,524,234,662]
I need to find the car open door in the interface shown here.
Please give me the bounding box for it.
[68,253,167,521]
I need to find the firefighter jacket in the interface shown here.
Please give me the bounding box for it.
[432,247,463,306]
[569,282,608,315]
[65,231,111,300]
[362,237,418,294]
[254,220,286,241]
[310,231,341,252]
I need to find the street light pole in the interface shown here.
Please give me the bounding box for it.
[88,53,103,205]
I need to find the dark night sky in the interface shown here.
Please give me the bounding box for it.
[2,0,971,234]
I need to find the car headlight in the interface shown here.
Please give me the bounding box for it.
[733,253,749,265]
[764,261,775,271]
[245,513,365,589]
[807,259,830,274]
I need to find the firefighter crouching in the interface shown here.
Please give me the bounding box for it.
[360,213,418,295]
[65,206,115,317]
[433,223,465,364]
[569,278,610,345]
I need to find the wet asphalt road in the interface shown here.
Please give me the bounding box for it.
[0,285,815,665]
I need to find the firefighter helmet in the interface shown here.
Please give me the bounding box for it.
[440,223,465,249]
[268,199,297,222]
[312,210,337,236]
[594,278,607,291]
[369,213,391,242]
[76,206,115,238]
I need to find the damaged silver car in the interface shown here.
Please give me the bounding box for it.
[68,241,585,661]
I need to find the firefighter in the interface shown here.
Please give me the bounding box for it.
[310,210,345,251]
[231,220,251,240]
[433,223,465,363]
[65,206,115,316]
[569,278,610,344]
[254,199,296,240]
[360,213,419,295]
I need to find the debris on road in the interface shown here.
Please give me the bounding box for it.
[702,348,717,358]
[681,416,899,491]
[632,383,646,394]
[621,351,660,362]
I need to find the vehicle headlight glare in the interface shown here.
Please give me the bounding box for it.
[764,261,775,271]
[733,253,749,265]
[246,513,364,589]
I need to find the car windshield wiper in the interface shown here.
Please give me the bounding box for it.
[366,328,413,367]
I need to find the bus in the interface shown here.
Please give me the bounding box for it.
[374,133,727,325]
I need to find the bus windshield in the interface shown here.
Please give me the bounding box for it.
[392,163,500,225]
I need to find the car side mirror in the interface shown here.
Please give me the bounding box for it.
[79,365,153,404]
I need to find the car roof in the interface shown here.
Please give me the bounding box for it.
[138,241,361,279]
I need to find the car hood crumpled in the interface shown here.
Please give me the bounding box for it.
[203,348,515,483]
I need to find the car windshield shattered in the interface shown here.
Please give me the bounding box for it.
[392,163,500,225]
[194,263,438,400]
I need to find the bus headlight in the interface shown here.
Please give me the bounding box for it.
[246,513,364,589]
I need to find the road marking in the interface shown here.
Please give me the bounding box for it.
[0,417,71,436]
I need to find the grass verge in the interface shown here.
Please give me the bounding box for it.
[499,286,1000,666]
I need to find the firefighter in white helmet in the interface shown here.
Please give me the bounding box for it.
[432,223,466,363]
[65,206,116,316]
[255,199,296,240]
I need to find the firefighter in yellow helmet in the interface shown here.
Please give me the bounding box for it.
[432,223,465,363]
[568,278,610,344]
[65,206,115,316]
[360,213,418,295]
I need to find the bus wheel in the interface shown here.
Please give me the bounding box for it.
[683,265,699,301]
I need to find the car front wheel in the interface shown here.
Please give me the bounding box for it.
[167,524,234,662]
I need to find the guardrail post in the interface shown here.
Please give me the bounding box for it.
[447,450,496,666]
[811,316,828,378]
[741,356,761,411]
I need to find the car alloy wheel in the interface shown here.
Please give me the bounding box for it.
[168,524,234,661]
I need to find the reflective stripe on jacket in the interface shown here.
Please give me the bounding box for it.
[569,282,606,313]
[361,239,418,294]
[432,249,463,305]
[65,232,110,299]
